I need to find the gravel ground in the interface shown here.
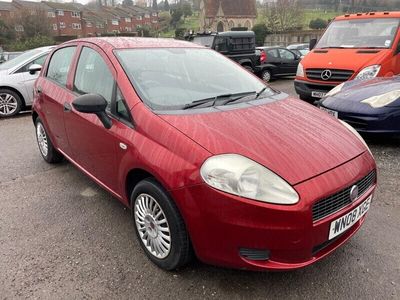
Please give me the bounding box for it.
[0,81,399,299]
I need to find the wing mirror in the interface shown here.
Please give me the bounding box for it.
[28,64,42,75]
[309,38,317,51]
[72,94,112,129]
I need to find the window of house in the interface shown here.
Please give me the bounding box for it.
[125,27,132,32]
[145,14,150,18]
[48,11,55,18]
[59,22,66,29]
[125,17,131,23]
[152,12,157,17]
[112,19,119,26]
[136,16,142,21]
[73,47,114,108]
[57,10,64,16]
[52,24,57,30]
[86,22,92,28]
[71,11,80,18]
[46,47,76,87]
[15,25,24,32]
[72,23,81,30]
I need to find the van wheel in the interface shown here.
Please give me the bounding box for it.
[261,69,272,82]
[35,118,63,163]
[131,178,192,270]
[0,89,22,118]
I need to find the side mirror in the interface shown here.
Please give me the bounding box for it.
[309,38,317,51]
[72,94,112,129]
[28,64,42,75]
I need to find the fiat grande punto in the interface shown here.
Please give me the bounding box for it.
[32,38,377,271]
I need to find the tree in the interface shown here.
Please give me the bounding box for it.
[309,18,328,30]
[170,7,183,28]
[252,23,268,46]
[152,0,158,10]
[11,8,51,39]
[263,0,304,33]
[182,2,192,19]
[163,0,170,11]
[158,11,172,32]
[122,0,134,6]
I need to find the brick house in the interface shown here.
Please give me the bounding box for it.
[0,1,14,20]
[199,0,257,32]
[43,2,83,38]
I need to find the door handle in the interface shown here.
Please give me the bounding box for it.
[63,102,72,112]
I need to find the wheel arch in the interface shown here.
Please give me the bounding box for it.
[125,168,158,207]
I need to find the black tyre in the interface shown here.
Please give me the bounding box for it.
[299,94,315,104]
[35,117,63,163]
[243,65,254,73]
[261,69,272,82]
[0,89,23,118]
[131,178,192,270]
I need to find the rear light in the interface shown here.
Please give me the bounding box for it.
[260,50,267,64]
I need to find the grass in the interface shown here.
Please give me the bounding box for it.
[159,14,200,38]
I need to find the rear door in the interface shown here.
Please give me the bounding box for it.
[37,46,77,154]
[277,48,299,75]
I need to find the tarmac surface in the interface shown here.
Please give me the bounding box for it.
[0,80,399,299]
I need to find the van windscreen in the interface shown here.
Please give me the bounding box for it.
[316,18,399,49]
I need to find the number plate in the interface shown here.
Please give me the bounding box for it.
[329,195,372,240]
[311,91,327,98]
[320,106,338,118]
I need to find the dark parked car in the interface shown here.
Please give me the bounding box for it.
[189,31,260,72]
[319,76,400,135]
[255,47,301,82]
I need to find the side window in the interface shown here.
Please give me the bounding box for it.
[115,87,131,122]
[73,47,114,108]
[214,37,228,52]
[267,49,279,58]
[47,47,76,86]
[15,54,48,74]
[278,49,295,60]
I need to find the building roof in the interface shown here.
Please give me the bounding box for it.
[0,1,14,11]
[204,0,257,17]
[42,1,80,12]
[12,0,50,10]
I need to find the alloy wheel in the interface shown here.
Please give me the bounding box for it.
[262,71,271,82]
[0,93,18,116]
[36,122,49,158]
[134,193,171,259]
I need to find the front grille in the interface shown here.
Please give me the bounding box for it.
[306,69,354,82]
[312,171,376,222]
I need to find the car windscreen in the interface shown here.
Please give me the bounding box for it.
[115,48,271,111]
[0,49,41,70]
[316,18,400,49]
[192,36,215,47]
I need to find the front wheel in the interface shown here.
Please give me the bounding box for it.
[131,178,192,270]
[35,118,63,163]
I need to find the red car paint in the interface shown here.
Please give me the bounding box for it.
[32,38,377,271]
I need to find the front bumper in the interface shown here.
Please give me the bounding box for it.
[295,79,337,102]
[171,151,376,271]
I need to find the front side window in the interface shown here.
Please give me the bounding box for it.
[116,48,270,111]
[267,49,279,58]
[73,47,114,107]
[214,37,228,52]
[278,49,295,60]
[317,18,400,49]
[46,47,76,87]
[15,53,48,74]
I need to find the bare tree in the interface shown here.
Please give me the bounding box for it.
[11,7,51,39]
[263,0,304,33]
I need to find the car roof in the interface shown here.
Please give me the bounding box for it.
[335,11,400,20]
[63,37,203,50]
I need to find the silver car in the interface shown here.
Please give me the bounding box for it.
[0,46,54,117]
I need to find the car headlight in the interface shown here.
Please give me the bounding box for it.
[325,82,345,98]
[296,63,304,77]
[355,65,381,80]
[361,90,400,108]
[200,154,299,205]
[339,120,373,157]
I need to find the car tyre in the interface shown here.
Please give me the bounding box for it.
[35,117,63,163]
[131,178,193,270]
[261,69,272,82]
[0,89,23,118]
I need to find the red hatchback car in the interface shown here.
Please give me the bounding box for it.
[32,38,377,271]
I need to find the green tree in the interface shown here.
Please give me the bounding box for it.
[170,7,183,28]
[175,27,186,40]
[182,2,192,19]
[157,11,172,32]
[252,23,268,46]
[163,0,170,11]
[309,18,328,29]
[8,35,55,51]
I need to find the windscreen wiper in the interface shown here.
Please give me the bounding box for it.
[183,92,256,110]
